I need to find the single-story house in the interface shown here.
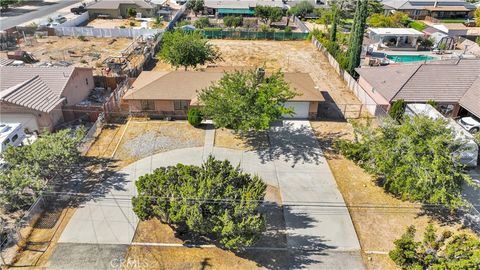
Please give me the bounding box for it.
[87,0,156,18]
[204,0,285,17]
[355,59,480,118]
[382,0,476,20]
[0,66,94,132]
[368,28,424,49]
[122,70,324,119]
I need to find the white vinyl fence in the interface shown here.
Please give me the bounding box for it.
[53,26,163,38]
[58,12,90,27]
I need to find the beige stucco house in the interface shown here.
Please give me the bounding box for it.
[0,66,94,132]
[87,0,156,18]
[122,70,324,119]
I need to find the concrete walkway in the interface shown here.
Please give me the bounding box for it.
[203,123,215,157]
[52,120,364,269]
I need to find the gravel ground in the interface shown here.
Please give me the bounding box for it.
[120,131,202,159]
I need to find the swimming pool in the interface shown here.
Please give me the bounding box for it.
[386,54,437,63]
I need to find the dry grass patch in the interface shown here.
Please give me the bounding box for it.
[311,120,476,270]
[214,128,268,151]
[123,246,263,270]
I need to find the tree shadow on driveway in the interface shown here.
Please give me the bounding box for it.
[237,202,336,270]
[241,121,325,167]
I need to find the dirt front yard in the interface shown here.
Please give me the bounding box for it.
[311,120,477,270]
[113,120,205,163]
[86,119,205,167]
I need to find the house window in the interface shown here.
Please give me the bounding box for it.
[174,100,189,111]
[86,78,89,85]
[141,100,155,111]
[12,135,18,142]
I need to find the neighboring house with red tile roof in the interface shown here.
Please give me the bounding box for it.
[122,70,324,119]
[0,66,94,132]
[355,59,480,118]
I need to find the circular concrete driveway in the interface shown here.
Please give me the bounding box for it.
[51,120,365,269]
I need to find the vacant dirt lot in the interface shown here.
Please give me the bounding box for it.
[153,40,361,107]
[2,36,136,74]
[311,120,477,270]
[87,18,140,28]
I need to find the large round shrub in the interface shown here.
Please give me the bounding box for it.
[187,108,203,126]
[132,156,266,249]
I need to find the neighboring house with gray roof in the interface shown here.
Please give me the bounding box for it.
[355,59,480,118]
[382,0,476,20]
[0,66,94,132]
[87,0,156,18]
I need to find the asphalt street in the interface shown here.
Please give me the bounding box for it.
[0,0,81,30]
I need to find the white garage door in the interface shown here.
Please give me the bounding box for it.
[283,102,310,119]
[0,113,38,132]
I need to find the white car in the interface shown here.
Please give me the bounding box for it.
[457,117,480,134]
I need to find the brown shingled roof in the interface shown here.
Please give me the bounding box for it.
[393,59,480,103]
[459,76,480,118]
[355,64,420,101]
[123,70,324,102]
[356,59,480,108]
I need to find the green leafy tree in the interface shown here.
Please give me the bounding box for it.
[187,108,203,126]
[127,7,137,18]
[159,30,221,70]
[268,7,284,26]
[198,68,297,131]
[0,128,85,210]
[330,4,339,42]
[475,8,480,27]
[0,0,18,10]
[390,225,480,269]
[389,226,420,268]
[336,116,474,209]
[367,12,410,27]
[187,0,204,16]
[389,99,406,122]
[347,0,368,75]
[132,156,267,250]
[289,0,314,19]
[367,0,384,14]
[194,16,209,28]
[255,5,271,24]
[223,16,242,28]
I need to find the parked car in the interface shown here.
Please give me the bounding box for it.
[71,5,86,15]
[457,116,480,134]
